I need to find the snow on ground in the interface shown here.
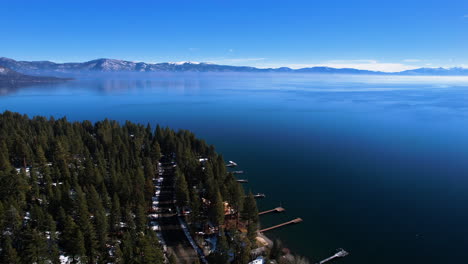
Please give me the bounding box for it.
[60,255,71,264]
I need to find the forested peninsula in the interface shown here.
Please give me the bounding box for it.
[0,111,262,264]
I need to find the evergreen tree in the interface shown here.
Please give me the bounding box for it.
[0,140,12,171]
[113,243,123,264]
[235,238,251,264]
[189,189,201,223]
[0,112,260,264]
[0,201,5,231]
[61,216,85,263]
[218,228,229,260]
[210,190,225,226]
[135,204,147,233]
[122,232,135,264]
[138,233,164,264]
[48,241,61,264]
[2,236,20,264]
[175,169,190,207]
[150,138,162,164]
[241,192,259,224]
[22,228,49,264]
[4,205,22,235]
[110,193,121,232]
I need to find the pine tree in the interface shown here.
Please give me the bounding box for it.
[235,237,251,264]
[0,112,261,264]
[138,233,163,264]
[122,232,135,264]
[4,205,22,234]
[210,190,225,226]
[218,228,229,257]
[247,222,257,244]
[150,138,162,164]
[135,204,147,233]
[113,243,123,263]
[75,188,98,261]
[73,230,86,263]
[189,189,201,223]
[175,169,190,207]
[110,193,121,232]
[2,236,20,264]
[0,140,12,171]
[242,192,258,243]
[48,241,61,264]
[241,192,258,224]
[94,199,109,250]
[22,228,49,264]
[61,216,85,262]
[0,201,5,231]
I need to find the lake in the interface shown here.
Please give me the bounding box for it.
[2,72,468,263]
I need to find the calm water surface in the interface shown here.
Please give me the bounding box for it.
[2,73,468,263]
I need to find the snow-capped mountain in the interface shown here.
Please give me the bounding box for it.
[1,57,468,75]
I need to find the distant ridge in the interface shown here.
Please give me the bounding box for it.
[0,65,70,87]
[1,57,468,76]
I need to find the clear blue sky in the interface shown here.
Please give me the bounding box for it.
[2,0,468,71]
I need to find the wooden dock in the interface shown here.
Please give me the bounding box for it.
[259,207,285,215]
[246,193,266,199]
[317,249,348,264]
[259,218,302,232]
[226,161,238,167]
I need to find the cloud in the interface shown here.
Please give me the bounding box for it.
[403,59,421,63]
[197,58,426,72]
[253,59,421,72]
[208,57,266,65]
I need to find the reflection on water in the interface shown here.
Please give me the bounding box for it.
[2,72,468,263]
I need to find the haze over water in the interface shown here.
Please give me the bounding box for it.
[2,73,468,263]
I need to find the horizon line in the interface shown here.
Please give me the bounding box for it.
[1,56,466,73]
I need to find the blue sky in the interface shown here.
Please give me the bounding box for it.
[2,0,468,72]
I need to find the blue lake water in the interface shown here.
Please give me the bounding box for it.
[2,73,468,263]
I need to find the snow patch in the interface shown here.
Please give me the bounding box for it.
[60,255,71,264]
[169,61,200,65]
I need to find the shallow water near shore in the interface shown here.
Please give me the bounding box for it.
[2,72,468,263]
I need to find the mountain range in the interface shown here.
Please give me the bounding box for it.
[1,57,468,76]
[0,65,70,88]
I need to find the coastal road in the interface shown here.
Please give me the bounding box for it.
[157,164,199,264]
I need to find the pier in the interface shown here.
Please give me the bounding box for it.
[226,161,238,167]
[259,207,285,215]
[259,218,302,232]
[317,249,348,264]
[253,193,266,199]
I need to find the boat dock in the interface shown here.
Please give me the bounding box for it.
[245,193,266,199]
[259,218,302,232]
[259,207,285,215]
[236,179,248,183]
[226,161,238,167]
[317,249,349,264]
[253,193,266,199]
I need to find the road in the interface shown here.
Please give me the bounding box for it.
[157,163,199,264]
